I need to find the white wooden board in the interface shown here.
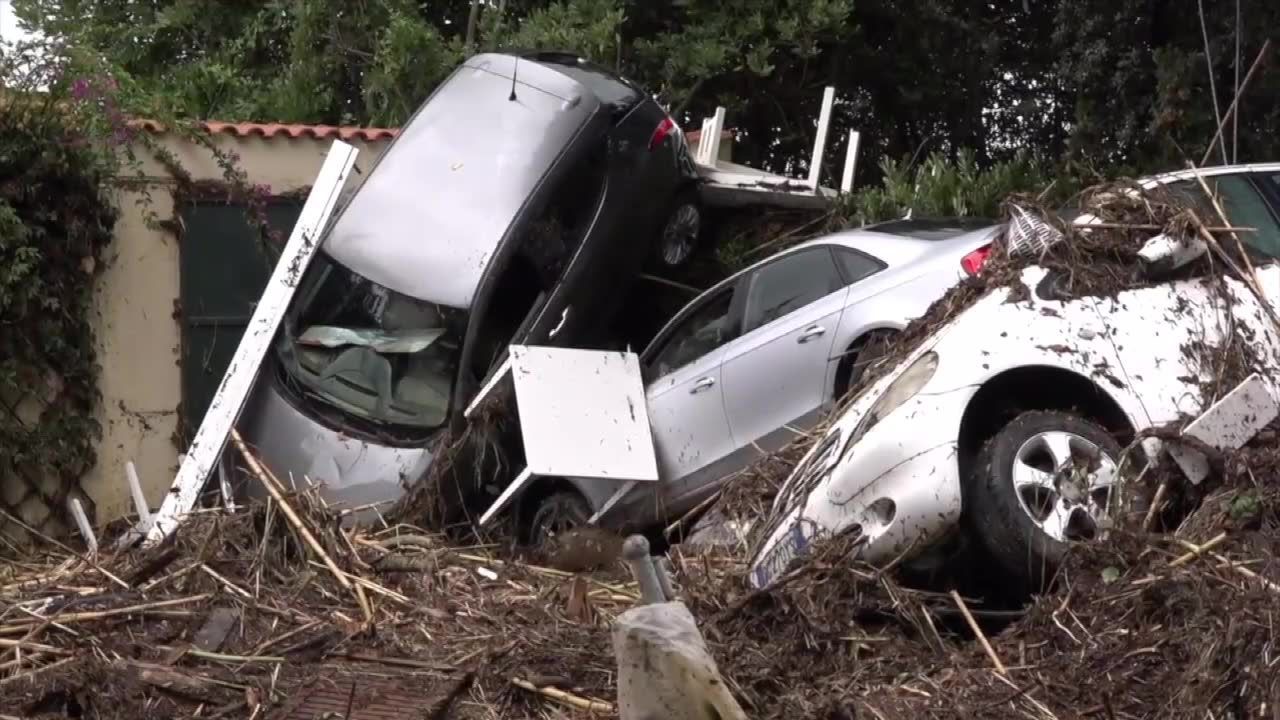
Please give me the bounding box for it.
[510,345,658,482]
[1168,372,1280,484]
[142,140,359,544]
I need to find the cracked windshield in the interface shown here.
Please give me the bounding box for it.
[276,254,463,431]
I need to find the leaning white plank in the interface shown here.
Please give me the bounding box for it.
[696,117,714,165]
[1167,373,1279,484]
[464,355,513,419]
[68,497,97,556]
[125,460,152,529]
[840,130,860,194]
[478,467,534,527]
[805,87,836,191]
[700,107,725,167]
[143,140,359,544]
[588,479,639,525]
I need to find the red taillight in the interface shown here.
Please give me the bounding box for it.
[961,244,992,276]
[648,116,676,151]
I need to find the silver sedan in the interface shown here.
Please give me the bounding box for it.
[545,219,1002,537]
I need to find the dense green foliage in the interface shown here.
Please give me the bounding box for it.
[850,150,1060,224]
[0,39,271,534]
[0,48,120,531]
[16,0,1279,187]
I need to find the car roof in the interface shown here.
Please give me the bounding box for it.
[514,50,646,117]
[1141,162,1280,188]
[676,218,999,309]
[795,218,1000,267]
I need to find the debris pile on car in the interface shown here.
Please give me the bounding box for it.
[874,178,1266,388]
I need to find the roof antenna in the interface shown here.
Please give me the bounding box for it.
[509,56,519,101]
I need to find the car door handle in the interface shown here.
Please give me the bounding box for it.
[798,325,827,343]
[690,376,716,394]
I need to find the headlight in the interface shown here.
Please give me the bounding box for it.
[844,351,939,453]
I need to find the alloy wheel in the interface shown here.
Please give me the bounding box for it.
[660,203,700,266]
[1010,430,1118,542]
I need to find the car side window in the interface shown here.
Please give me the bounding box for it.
[650,288,738,379]
[1165,175,1280,259]
[520,144,608,283]
[741,248,844,334]
[833,247,885,285]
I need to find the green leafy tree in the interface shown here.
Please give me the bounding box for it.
[15,0,1280,185]
[1050,0,1280,171]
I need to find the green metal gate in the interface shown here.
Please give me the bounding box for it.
[178,201,303,434]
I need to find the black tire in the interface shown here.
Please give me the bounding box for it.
[525,490,592,546]
[963,410,1122,595]
[653,189,702,269]
[835,329,897,400]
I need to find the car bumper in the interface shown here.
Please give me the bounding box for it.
[236,378,434,514]
[749,386,972,588]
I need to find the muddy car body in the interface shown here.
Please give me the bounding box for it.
[237,51,700,508]
[750,164,1280,591]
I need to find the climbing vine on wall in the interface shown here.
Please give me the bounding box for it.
[0,48,120,538]
[0,42,273,539]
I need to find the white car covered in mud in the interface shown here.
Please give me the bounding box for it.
[749,164,1280,593]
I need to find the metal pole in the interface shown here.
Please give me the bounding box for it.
[622,535,664,604]
[1197,0,1229,165]
[652,555,676,601]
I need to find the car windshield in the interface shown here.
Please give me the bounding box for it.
[275,254,465,432]
[866,218,995,241]
[1160,175,1280,259]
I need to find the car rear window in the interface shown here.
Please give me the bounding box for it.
[865,218,995,241]
[531,54,643,118]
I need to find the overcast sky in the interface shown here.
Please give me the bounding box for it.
[0,0,37,45]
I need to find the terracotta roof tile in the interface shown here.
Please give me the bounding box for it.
[129,119,398,142]
[131,118,717,145]
[685,127,734,144]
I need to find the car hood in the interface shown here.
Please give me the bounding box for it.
[321,53,602,309]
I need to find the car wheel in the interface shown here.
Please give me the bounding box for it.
[526,490,592,547]
[656,193,702,268]
[964,410,1122,594]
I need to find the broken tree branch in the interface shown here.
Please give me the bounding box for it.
[1200,39,1272,167]
[1170,532,1229,567]
[951,590,1008,676]
[511,677,614,713]
[0,594,210,636]
[230,429,353,593]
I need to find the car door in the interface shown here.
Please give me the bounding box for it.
[640,283,744,513]
[720,246,849,458]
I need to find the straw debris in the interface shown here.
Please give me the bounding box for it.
[4,183,1280,719]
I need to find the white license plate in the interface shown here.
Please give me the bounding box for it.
[750,522,813,588]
